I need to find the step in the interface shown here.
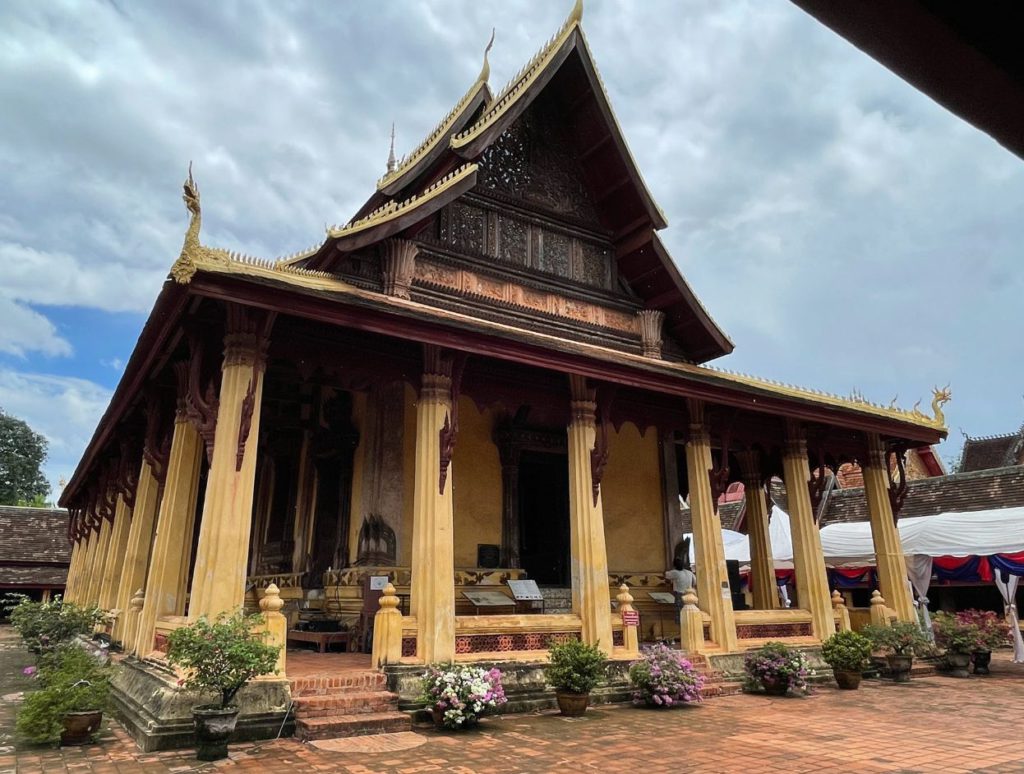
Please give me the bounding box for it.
[290,672,387,696]
[294,691,400,718]
[295,711,412,741]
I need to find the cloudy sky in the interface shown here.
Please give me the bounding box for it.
[2,0,1022,497]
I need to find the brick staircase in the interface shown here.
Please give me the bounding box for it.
[290,670,411,741]
[687,654,744,698]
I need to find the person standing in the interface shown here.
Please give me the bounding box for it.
[665,557,696,614]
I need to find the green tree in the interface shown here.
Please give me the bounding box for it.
[0,408,50,506]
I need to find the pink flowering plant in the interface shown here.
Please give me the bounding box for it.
[628,643,705,707]
[955,609,1010,651]
[743,641,810,695]
[420,664,506,729]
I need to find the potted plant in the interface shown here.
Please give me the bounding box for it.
[743,641,809,696]
[16,645,111,746]
[820,630,872,690]
[165,613,280,761]
[956,609,1010,674]
[420,664,506,729]
[863,622,928,682]
[8,596,107,653]
[932,612,981,678]
[546,638,605,716]
[628,642,705,707]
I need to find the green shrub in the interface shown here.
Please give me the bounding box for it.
[546,639,605,695]
[16,645,111,745]
[166,613,280,709]
[821,630,872,672]
[8,596,106,653]
[932,611,981,655]
[862,622,929,656]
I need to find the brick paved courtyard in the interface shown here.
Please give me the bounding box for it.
[4,628,1024,774]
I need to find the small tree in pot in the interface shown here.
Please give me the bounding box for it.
[956,609,1009,674]
[820,630,871,690]
[166,613,280,761]
[546,638,605,716]
[863,622,928,682]
[932,611,981,678]
[16,645,111,746]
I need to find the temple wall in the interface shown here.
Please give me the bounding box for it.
[452,396,502,567]
[602,422,664,573]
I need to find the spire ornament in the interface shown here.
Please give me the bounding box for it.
[386,123,397,174]
[478,28,495,84]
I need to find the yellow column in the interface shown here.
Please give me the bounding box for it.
[112,459,161,643]
[409,353,456,663]
[135,414,203,656]
[782,421,834,641]
[188,311,269,619]
[736,450,778,610]
[73,534,94,604]
[566,376,613,653]
[684,399,737,652]
[98,497,133,613]
[63,540,83,602]
[86,517,113,606]
[862,433,915,622]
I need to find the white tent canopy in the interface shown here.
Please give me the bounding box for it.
[686,504,794,567]
[818,506,1024,566]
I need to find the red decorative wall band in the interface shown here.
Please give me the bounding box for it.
[735,622,813,640]
[454,631,580,654]
[153,633,169,653]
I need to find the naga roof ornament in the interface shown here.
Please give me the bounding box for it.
[169,163,231,284]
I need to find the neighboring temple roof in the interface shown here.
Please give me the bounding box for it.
[0,506,71,588]
[960,430,1024,473]
[791,2,1024,161]
[821,466,1024,526]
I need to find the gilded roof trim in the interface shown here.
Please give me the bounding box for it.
[328,163,478,239]
[450,0,582,150]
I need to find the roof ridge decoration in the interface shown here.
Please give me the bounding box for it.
[170,163,232,284]
[451,0,583,150]
[328,163,478,239]
[375,32,495,192]
[701,364,950,431]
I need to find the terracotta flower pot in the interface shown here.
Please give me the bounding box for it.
[60,710,102,746]
[971,650,992,675]
[760,677,789,696]
[193,705,239,761]
[946,651,971,679]
[556,691,590,716]
[833,669,862,690]
[886,654,913,683]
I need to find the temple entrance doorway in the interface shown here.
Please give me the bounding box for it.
[518,450,570,587]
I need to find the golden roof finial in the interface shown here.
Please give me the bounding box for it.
[386,123,397,174]
[478,28,495,84]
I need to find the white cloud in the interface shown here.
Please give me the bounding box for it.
[0,296,71,357]
[0,369,112,497]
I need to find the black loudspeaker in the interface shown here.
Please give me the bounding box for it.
[726,559,747,611]
[477,544,500,569]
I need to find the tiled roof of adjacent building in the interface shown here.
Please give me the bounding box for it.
[960,432,1023,472]
[821,466,1024,526]
[0,506,71,588]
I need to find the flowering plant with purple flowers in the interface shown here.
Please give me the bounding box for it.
[420,664,507,729]
[743,641,810,695]
[628,643,705,707]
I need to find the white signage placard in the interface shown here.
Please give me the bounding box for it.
[369,575,390,591]
[507,579,544,601]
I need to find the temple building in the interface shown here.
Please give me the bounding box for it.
[60,1,949,746]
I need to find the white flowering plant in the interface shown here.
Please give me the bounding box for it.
[420,663,507,729]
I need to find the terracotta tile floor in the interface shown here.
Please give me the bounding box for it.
[4,630,1024,774]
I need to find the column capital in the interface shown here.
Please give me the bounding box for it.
[223,305,273,371]
[380,238,418,300]
[734,449,763,486]
[783,419,807,459]
[637,309,665,359]
[861,432,886,469]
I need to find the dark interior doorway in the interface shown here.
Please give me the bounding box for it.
[518,450,570,586]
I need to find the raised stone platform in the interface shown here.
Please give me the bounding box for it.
[111,656,292,752]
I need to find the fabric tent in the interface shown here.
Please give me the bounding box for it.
[685,504,794,566]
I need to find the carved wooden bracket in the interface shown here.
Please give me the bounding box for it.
[590,386,616,507]
[807,448,829,524]
[236,376,257,471]
[142,392,172,483]
[115,438,140,509]
[637,309,665,358]
[887,445,909,523]
[380,238,418,299]
[707,433,731,515]
[184,337,219,464]
[434,348,468,495]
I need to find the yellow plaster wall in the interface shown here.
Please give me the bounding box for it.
[602,422,665,573]
[451,396,502,567]
[399,382,417,567]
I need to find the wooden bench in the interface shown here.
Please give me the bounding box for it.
[287,629,350,653]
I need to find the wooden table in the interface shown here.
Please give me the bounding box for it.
[287,629,350,653]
